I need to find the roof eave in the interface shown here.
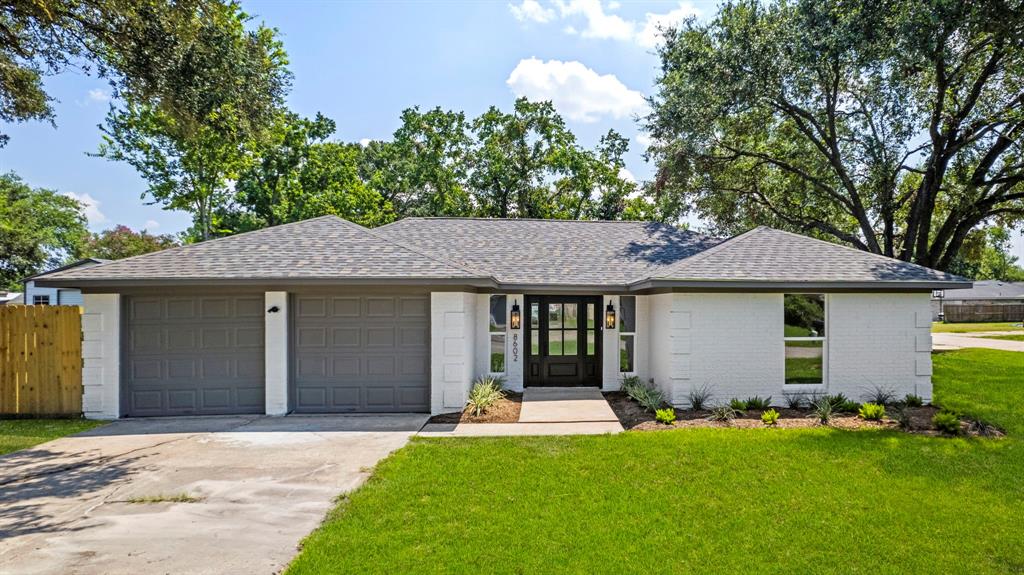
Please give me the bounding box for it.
[629,278,973,291]
[34,276,499,289]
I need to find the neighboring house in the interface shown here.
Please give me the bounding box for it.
[932,280,1024,322]
[24,258,110,306]
[34,216,969,420]
[0,291,23,305]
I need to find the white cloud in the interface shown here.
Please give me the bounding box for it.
[509,0,555,23]
[87,88,111,103]
[636,2,700,49]
[144,219,160,230]
[635,132,653,149]
[618,167,636,183]
[62,192,107,227]
[554,0,635,41]
[506,58,648,123]
[607,0,620,9]
[359,138,371,147]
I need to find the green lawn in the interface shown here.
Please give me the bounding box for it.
[288,349,1024,574]
[931,321,1024,333]
[0,419,106,456]
[981,334,1024,342]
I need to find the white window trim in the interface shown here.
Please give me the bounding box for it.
[488,294,507,376]
[783,294,828,387]
[619,296,637,374]
[33,294,50,305]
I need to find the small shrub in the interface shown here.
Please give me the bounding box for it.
[822,394,850,410]
[784,394,804,409]
[687,384,714,411]
[809,396,834,424]
[903,394,924,408]
[620,375,644,396]
[745,396,772,410]
[932,411,961,435]
[466,375,506,416]
[624,378,665,412]
[967,419,1002,438]
[863,386,896,406]
[839,400,861,413]
[655,408,677,425]
[728,398,748,411]
[707,405,740,422]
[893,407,912,430]
[858,402,886,421]
[761,409,780,426]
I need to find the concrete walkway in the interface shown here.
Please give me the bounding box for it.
[933,331,1024,352]
[419,387,624,437]
[0,414,427,575]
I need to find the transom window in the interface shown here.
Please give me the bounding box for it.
[619,296,636,373]
[783,294,826,384]
[489,295,506,373]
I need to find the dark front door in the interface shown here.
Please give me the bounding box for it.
[525,295,602,387]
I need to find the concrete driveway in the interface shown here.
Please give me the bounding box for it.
[0,414,427,575]
[932,332,1024,352]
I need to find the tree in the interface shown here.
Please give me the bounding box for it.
[94,2,291,240]
[83,225,178,260]
[0,0,284,147]
[645,0,1024,270]
[0,173,87,289]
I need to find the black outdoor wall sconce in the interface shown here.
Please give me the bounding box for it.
[267,306,280,313]
[605,300,616,329]
[510,300,521,330]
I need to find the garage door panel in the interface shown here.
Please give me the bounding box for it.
[292,292,429,413]
[123,295,265,416]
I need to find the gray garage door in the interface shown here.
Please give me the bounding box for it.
[292,292,430,412]
[123,295,265,416]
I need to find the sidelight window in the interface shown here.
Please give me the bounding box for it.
[489,295,506,373]
[619,296,636,373]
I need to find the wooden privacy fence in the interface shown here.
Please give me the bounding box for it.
[0,305,83,416]
[942,303,1024,323]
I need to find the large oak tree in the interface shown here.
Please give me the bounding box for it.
[644,0,1024,270]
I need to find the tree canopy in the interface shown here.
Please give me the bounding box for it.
[82,225,179,260]
[645,0,1024,270]
[0,173,87,289]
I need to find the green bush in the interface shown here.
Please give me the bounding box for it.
[863,386,896,406]
[858,403,886,421]
[466,375,506,416]
[932,411,961,435]
[810,396,834,424]
[893,407,912,430]
[624,378,665,412]
[707,405,740,422]
[903,394,924,408]
[655,408,676,425]
[687,384,713,411]
[784,394,805,409]
[840,400,861,413]
[745,396,772,410]
[761,409,780,426]
[620,375,644,396]
[728,398,748,411]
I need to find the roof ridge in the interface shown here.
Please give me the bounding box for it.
[642,226,767,281]
[391,216,668,224]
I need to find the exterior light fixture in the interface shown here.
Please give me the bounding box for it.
[605,300,616,329]
[510,300,521,330]
[267,306,280,313]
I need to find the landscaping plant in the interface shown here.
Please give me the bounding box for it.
[655,408,676,425]
[728,398,748,411]
[932,411,961,436]
[863,386,896,406]
[707,405,740,422]
[761,409,780,426]
[903,394,924,408]
[620,375,644,397]
[967,419,1002,438]
[858,403,886,421]
[893,407,912,430]
[623,378,665,412]
[744,396,772,410]
[687,384,713,411]
[810,396,834,424]
[784,394,804,409]
[466,375,506,417]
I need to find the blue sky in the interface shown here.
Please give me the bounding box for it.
[1,0,1021,260]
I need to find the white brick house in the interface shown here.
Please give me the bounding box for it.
[33,216,967,419]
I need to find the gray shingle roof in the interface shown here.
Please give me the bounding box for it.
[40,216,489,283]
[940,280,1024,300]
[646,226,966,285]
[36,216,969,289]
[376,217,722,285]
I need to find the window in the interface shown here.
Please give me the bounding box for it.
[619,296,636,373]
[546,302,578,355]
[489,295,506,373]
[783,294,826,384]
[33,295,50,305]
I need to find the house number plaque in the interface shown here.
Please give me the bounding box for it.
[512,333,519,362]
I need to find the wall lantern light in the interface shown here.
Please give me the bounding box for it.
[605,300,616,329]
[267,306,280,313]
[510,300,521,330]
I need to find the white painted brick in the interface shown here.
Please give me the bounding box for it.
[431,292,476,415]
[915,334,932,352]
[915,355,933,376]
[81,294,120,419]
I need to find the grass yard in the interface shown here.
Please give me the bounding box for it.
[981,333,1024,342]
[289,349,1024,574]
[0,419,106,456]
[931,321,1024,333]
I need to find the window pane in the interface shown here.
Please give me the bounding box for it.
[785,341,823,384]
[548,303,562,329]
[548,330,563,355]
[784,294,826,337]
[619,296,636,332]
[563,303,578,329]
[490,334,506,372]
[586,303,595,328]
[531,330,539,355]
[530,302,540,328]
[489,295,506,332]
[586,331,595,355]
[563,330,577,355]
[619,334,634,372]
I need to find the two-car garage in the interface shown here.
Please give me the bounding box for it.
[121,291,431,417]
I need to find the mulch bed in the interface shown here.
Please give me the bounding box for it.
[427,392,522,424]
[604,392,1003,437]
